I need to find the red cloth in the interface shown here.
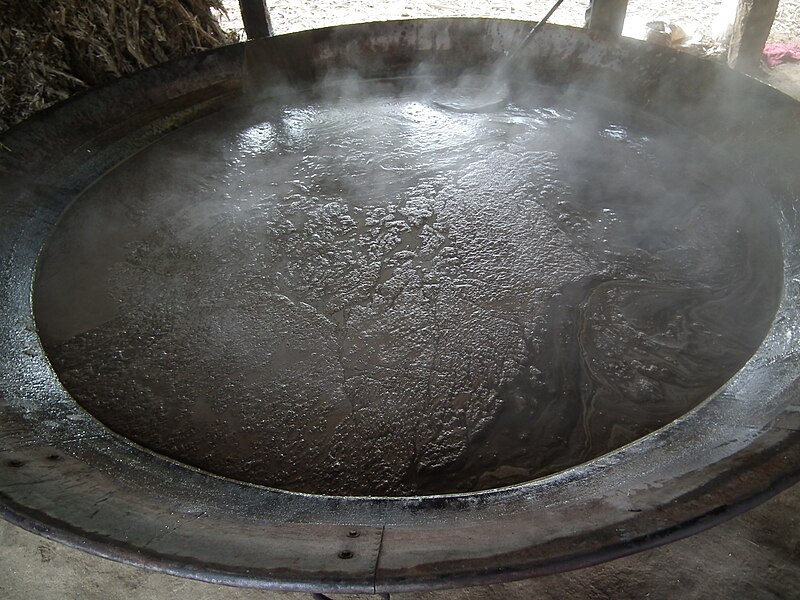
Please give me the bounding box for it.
[763,42,800,68]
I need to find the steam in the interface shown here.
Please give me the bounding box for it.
[33,21,785,496]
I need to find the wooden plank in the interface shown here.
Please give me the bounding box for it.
[587,0,629,36]
[727,0,780,72]
[239,0,274,39]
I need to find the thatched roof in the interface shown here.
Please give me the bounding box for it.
[0,0,236,132]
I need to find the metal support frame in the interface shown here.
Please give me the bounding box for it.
[238,0,274,39]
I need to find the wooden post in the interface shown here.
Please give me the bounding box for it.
[587,0,629,37]
[239,0,274,39]
[727,0,780,72]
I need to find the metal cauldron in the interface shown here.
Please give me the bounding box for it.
[1,19,799,594]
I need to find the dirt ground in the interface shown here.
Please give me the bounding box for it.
[216,0,800,98]
[217,0,800,44]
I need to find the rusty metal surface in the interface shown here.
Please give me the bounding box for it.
[1,19,799,594]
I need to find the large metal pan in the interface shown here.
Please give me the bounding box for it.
[1,19,799,594]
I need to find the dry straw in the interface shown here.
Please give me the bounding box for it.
[0,0,236,132]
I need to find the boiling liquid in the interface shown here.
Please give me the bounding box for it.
[34,82,782,496]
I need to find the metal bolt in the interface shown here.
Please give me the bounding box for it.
[347,530,360,538]
[338,550,354,559]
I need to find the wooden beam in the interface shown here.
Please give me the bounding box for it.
[587,0,629,37]
[239,0,274,39]
[727,0,780,72]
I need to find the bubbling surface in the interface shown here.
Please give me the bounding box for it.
[34,81,782,496]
